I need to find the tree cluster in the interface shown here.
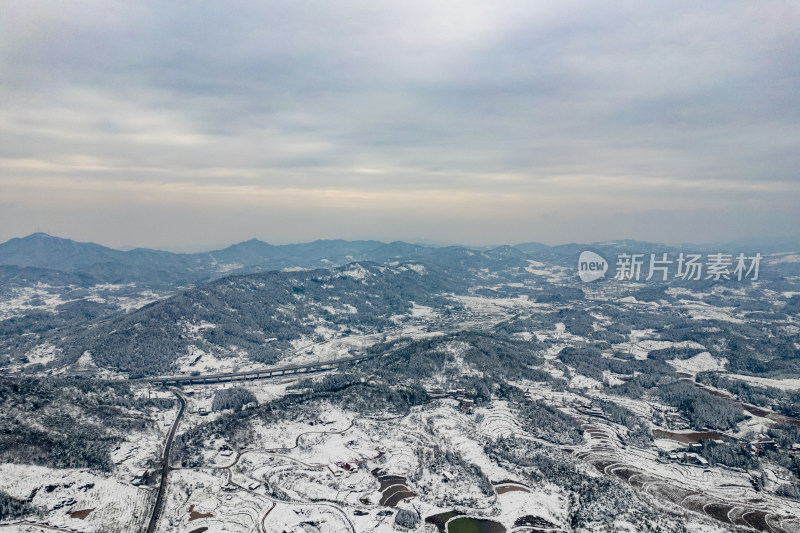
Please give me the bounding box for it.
[212,387,257,412]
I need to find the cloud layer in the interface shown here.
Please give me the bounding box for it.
[1,1,798,247]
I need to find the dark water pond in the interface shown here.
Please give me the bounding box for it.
[426,511,506,533]
[368,468,415,507]
[447,517,506,533]
[652,429,727,443]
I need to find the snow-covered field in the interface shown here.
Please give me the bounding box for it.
[3,268,800,532]
[669,352,728,374]
[0,283,168,321]
[0,463,152,532]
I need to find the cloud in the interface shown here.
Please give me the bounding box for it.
[1,0,798,246]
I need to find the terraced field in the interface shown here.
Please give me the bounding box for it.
[575,422,800,533]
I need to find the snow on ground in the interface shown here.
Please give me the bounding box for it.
[73,350,96,369]
[0,285,68,320]
[611,337,704,360]
[451,294,547,317]
[602,370,626,386]
[0,282,167,321]
[512,331,534,341]
[339,264,371,281]
[723,373,800,391]
[524,259,551,276]
[768,252,800,264]
[23,343,58,366]
[668,352,727,374]
[176,394,578,532]
[215,262,243,273]
[433,340,484,379]
[476,400,522,439]
[540,342,571,359]
[574,407,800,529]
[618,295,658,307]
[685,523,742,533]
[404,263,426,274]
[183,380,296,420]
[102,290,164,313]
[666,286,702,298]
[496,486,568,531]
[173,345,259,375]
[586,391,657,421]
[110,428,163,480]
[281,322,450,369]
[265,500,352,533]
[0,463,151,533]
[570,374,603,389]
[156,469,269,533]
[83,283,167,312]
[681,300,744,323]
[248,404,354,452]
[652,438,687,453]
[409,302,435,318]
[422,402,569,527]
[533,321,587,345]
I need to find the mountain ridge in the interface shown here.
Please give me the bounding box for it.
[1,233,797,287]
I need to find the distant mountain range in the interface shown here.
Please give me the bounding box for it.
[0,233,796,287]
[1,232,798,376]
[2,246,542,376]
[0,233,434,286]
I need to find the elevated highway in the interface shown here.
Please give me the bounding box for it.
[141,353,375,386]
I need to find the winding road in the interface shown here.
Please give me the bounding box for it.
[145,389,186,533]
[173,416,368,532]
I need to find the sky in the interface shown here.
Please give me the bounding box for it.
[1,1,799,249]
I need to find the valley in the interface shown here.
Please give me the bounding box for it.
[1,236,800,532]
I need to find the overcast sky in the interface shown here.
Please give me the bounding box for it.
[1,1,798,249]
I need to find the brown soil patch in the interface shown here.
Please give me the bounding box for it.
[652,429,725,444]
[741,510,771,531]
[69,508,94,520]
[607,466,641,483]
[379,485,414,506]
[382,490,415,507]
[496,485,530,495]
[703,503,734,523]
[627,474,661,490]
[589,459,618,472]
[378,475,406,490]
[646,484,698,507]
[188,505,214,521]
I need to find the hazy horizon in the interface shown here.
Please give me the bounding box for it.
[3,230,798,255]
[2,1,798,249]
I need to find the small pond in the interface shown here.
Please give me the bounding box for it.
[426,511,506,533]
[652,429,727,444]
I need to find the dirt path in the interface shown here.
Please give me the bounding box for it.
[174,416,360,531]
[229,476,357,533]
[259,502,275,533]
[175,418,357,473]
